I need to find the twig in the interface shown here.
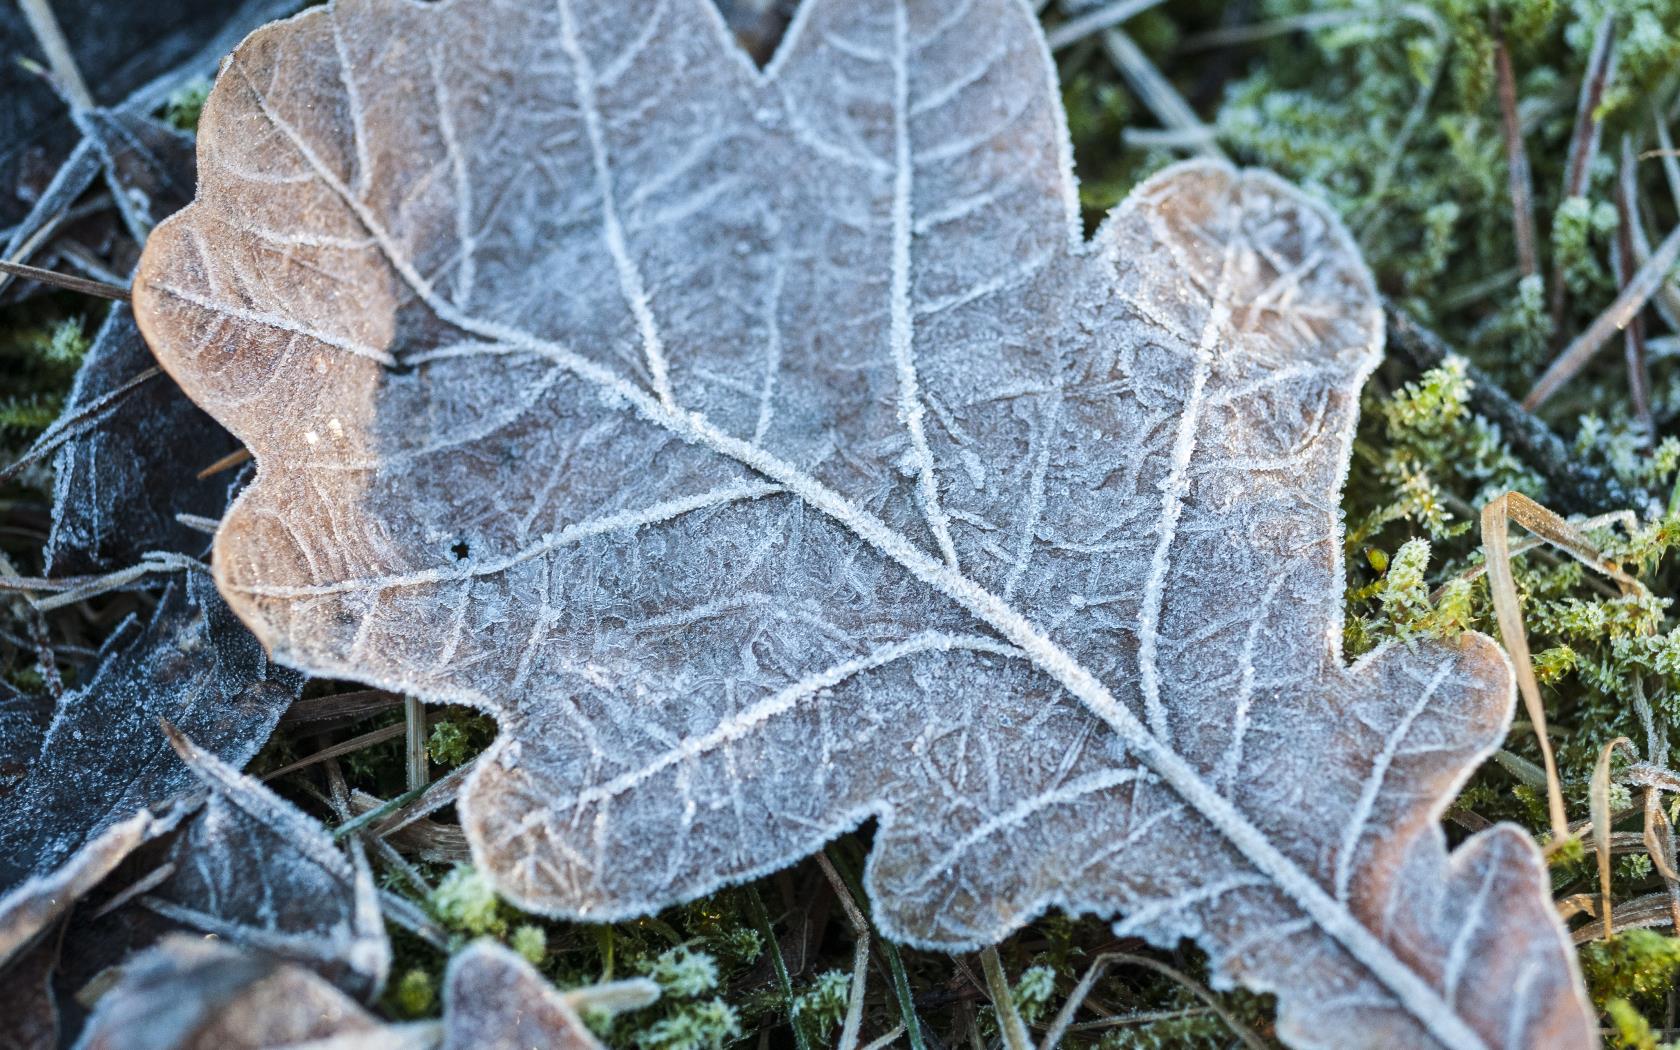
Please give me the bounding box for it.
[1045,0,1163,51]
[1525,218,1680,411]
[1384,307,1643,513]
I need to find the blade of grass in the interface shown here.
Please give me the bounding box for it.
[979,947,1031,1050]
[745,884,810,1050]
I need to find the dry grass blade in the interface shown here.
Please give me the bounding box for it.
[1045,0,1163,50]
[1570,891,1678,943]
[350,790,470,863]
[1481,494,1570,840]
[0,260,128,300]
[1100,30,1225,160]
[1548,9,1617,332]
[195,446,252,480]
[817,853,870,1050]
[1483,492,1652,847]
[0,368,160,484]
[1037,952,1267,1050]
[30,551,203,612]
[1644,789,1680,883]
[1491,18,1537,276]
[980,947,1032,1050]
[16,0,93,110]
[260,723,406,781]
[1614,138,1655,437]
[282,690,406,730]
[403,696,429,791]
[1592,738,1637,939]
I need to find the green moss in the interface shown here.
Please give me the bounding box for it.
[430,866,507,937]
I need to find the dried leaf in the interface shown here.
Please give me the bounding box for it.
[0,0,303,301]
[45,305,243,574]
[70,935,419,1050]
[0,679,54,796]
[0,573,301,964]
[0,922,63,1050]
[36,729,389,1045]
[72,936,642,1050]
[136,2,1593,1046]
[442,940,650,1050]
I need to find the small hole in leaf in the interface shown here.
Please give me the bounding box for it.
[451,541,470,561]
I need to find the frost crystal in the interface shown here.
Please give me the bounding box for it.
[135,1,1593,1046]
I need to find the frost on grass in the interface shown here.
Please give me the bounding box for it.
[136,0,1592,1046]
[45,305,241,574]
[0,574,301,964]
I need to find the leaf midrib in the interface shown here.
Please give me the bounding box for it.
[193,21,1487,1049]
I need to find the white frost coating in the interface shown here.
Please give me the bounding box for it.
[556,0,677,408]
[135,2,1596,1048]
[886,0,960,571]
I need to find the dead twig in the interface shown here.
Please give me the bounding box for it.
[1385,307,1643,513]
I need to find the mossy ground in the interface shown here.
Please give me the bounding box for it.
[4,1,1680,1046]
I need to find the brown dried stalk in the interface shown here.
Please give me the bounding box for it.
[1491,16,1537,276]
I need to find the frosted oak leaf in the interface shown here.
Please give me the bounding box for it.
[133,1,1594,1046]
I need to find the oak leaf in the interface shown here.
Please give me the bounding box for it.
[0,576,302,967]
[136,1,1594,1046]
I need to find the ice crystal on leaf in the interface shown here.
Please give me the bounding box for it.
[135,0,1595,1045]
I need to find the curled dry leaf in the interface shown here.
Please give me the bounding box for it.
[441,940,653,1050]
[0,573,301,966]
[72,936,633,1050]
[45,305,242,575]
[11,724,388,1046]
[135,1,1593,1046]
[71,935,420,1050]
[0,0,302,233]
